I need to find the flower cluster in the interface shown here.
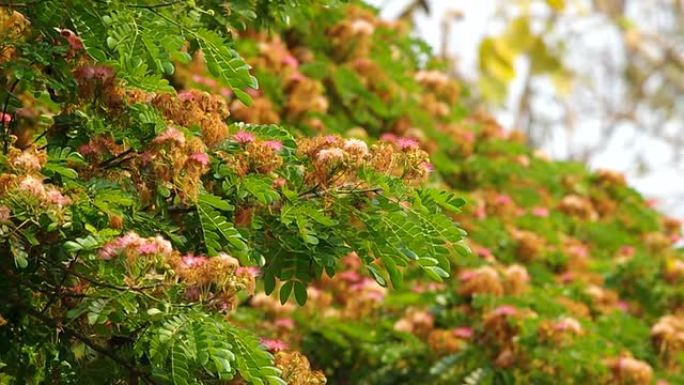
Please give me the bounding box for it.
[651,315,684,370]
[297,135,431,188]
[0,8,30,64]
[141,127,210,201]
[152,89,231,147]
[168,253,256,311]
[0,146,71,212]
[218,131,284,177]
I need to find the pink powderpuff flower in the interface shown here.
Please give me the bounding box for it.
[188,152,210,166]
[0,112,12,124]
[181,254,208,268]
[379,133,397,143]
[153,236,173,256]
[338,270,361,283]
[274,318,295,330]
[532,207,549,217]
[618,245,635,257]
[396,137,419,150]
[459,270,478,282]
[46,188,71,207]
[232,130,256,144]
[568,245,589,258]
[343,138,369,155]
[261,338,288,352]
[316,148,346,163]
[494,194,512,205]
[185,286,201,301]
[78,143,95,155]
[474,204,487,220]
[0,206,10,223]
[474,246,494,260]
[558,272,575,283]
[154,127,186,146]
[289,72,305,82]
[282,54,299,68]
[420,161,434,173]
[646,198,659,208]
[616,301,629,312]
[137,241,159,255]
[18,176,46,198]
[272,177,287,189]
[59,29,84,52]
[463,131,476,143]
[493,305,517,317]
[177,90,195,102]
[220,88,232,98]
[452,327,474,339]
[237,266,261,278]
[262,140,283,152]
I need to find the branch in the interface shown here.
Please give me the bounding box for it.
[0,295,158,385]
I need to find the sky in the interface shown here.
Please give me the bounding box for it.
[369,0,684,218]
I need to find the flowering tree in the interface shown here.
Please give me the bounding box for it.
[1,1,683,385]
[0,1,464,384]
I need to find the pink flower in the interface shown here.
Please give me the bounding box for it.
[0,206,10,223]
[396,137,419,150]
[185,286,201,301]
[618,245,635,256]
[282,54,299,68]
[260,338,288,352]
[177,90,195,102]
[420,162,434,172]
[380,133,397,142]
[181,254,208,268]
[338,270,361,283]
[474,246,493,260]
[220,88,232,98]
[532,207,549,217]
[137,241,159,255]
[262,140,283,152]
[0,112,11,124]
[493,305,517,316]
[272,177,287,188]
[18,176,46,198]
[474,204,487,220]
[463,131,475,142]
[452,327,474,339]
[154,127,186,146]
[232,130,255,144]
[59,29,84,52]
[558,272,575,283]
[289,72,305,82]
[316,148,346,163]
[459,270,477,282]
[46,188,71,207]
[188,152,210,166]
[568,245,589,258]
[323,135,338,144]
[494,194,512,205]
[274,318,295,330]
[78,143,95,155]
[616,301,629,312]
[236,266,261,278]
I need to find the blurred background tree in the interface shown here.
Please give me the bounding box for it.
[373,0,684,215]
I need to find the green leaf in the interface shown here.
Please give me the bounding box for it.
[279,281,293,304]
[293,281,308,305]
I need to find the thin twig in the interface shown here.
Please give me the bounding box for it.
[0,295,157,385]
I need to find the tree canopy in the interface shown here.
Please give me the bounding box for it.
[0,1,682,385]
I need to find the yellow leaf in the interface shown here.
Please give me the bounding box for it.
[546,0,565,11]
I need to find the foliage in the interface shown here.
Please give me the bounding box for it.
[1,1,683,385]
